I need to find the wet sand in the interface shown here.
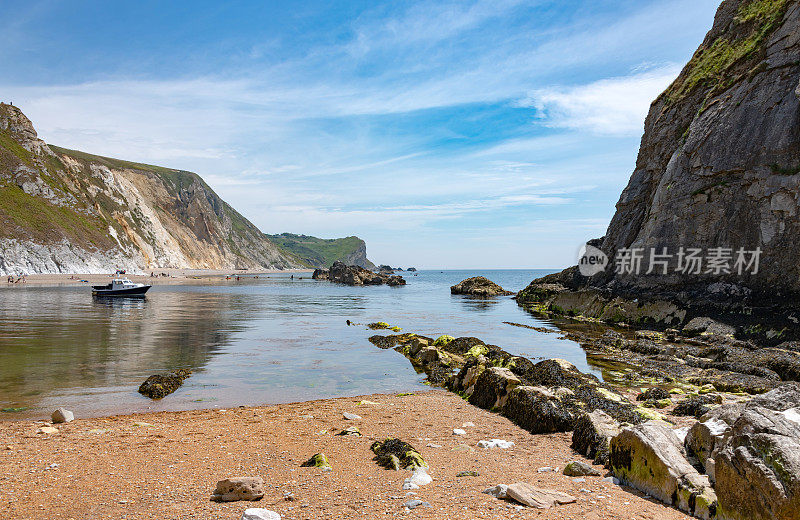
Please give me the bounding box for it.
[0,390,689,520]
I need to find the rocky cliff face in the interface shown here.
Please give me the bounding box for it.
[600,0,799,300]
[542,1,799,304]
[0,104,369,275]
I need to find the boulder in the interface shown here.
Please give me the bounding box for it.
[713,384,800,520]
[502,386,575,434]
[468,367,521,410]
[211,477,265,502]
[610,422,717,519]
[683,317,736,338]
[674,394,723,418]
[684,403,744,480]
[450,276,513,297]
[505,483,576,509]
[571,410,621,466]
[51,408,74,424]
[138,369,191,399]
[563,460,601,477]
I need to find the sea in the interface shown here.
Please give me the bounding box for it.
[0,269,600,417]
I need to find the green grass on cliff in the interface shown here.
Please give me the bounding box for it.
[267,233,367,269]
[0,183,112,248]
[665,0,790,102]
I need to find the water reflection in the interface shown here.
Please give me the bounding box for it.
[0,269,600,417]
[0,288,251,410]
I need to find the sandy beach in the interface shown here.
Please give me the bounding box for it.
[2,268,315,287]
[0,390,690,520]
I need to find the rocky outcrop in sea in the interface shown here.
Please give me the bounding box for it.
[312,261,406,286]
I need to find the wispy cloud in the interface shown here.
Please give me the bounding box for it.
[519,64,682,135]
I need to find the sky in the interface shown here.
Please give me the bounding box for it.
[0,0,721,268]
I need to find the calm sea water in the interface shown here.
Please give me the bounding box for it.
[0,269,598,418]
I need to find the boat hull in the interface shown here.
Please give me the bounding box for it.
[92,285,151,297]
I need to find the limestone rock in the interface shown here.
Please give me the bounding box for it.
[563,461,601,477]
[713,384,800,520]
[343,412,361,421]
[571,410,621,466]
[211,477,265,502]
[483,484,508,499]
[450,276,513,297]
[241,509,281,520]
[610,422,717,519]
[51,408,74,424]
[505,483,577,509]
[37,426,59,434]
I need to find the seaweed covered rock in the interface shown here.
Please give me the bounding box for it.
[371,438,426,470]
[637,387,671,401]
[301,453,332,469]
[450,277,513,297]
[713,384,800,520]
[138,369,191,399]
[502,386,576,434]
[610,422,717,519]
[468,367,522,410]
[673,394,723,418]
[571,410,621,466]
[369,335,398,349]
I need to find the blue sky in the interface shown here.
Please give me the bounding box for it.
[0,0,720,268]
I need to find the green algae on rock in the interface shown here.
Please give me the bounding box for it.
[138,369,192,399]
[301,452,332,469]
[370,438,426,470]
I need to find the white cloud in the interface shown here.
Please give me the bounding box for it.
[521,64,682,135]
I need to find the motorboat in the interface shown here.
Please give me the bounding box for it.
[92,278,151,297]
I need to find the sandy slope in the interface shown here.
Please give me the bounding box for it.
[0,390,689,520]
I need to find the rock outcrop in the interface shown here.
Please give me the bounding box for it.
[450,276,513,297]
[610,422,718,519]
[713,384,800,520]
[312,261,406,286]
[516,0,800,338]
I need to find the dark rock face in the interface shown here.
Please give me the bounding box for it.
[312,261,406,286]
[450,277,513,297]
[637,387,671,401]
[138,369,192,399]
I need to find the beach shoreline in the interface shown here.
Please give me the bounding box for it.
[1,268,315,287]
[0,390,690,519]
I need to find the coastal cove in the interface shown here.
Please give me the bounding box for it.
[0,269,604,418]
